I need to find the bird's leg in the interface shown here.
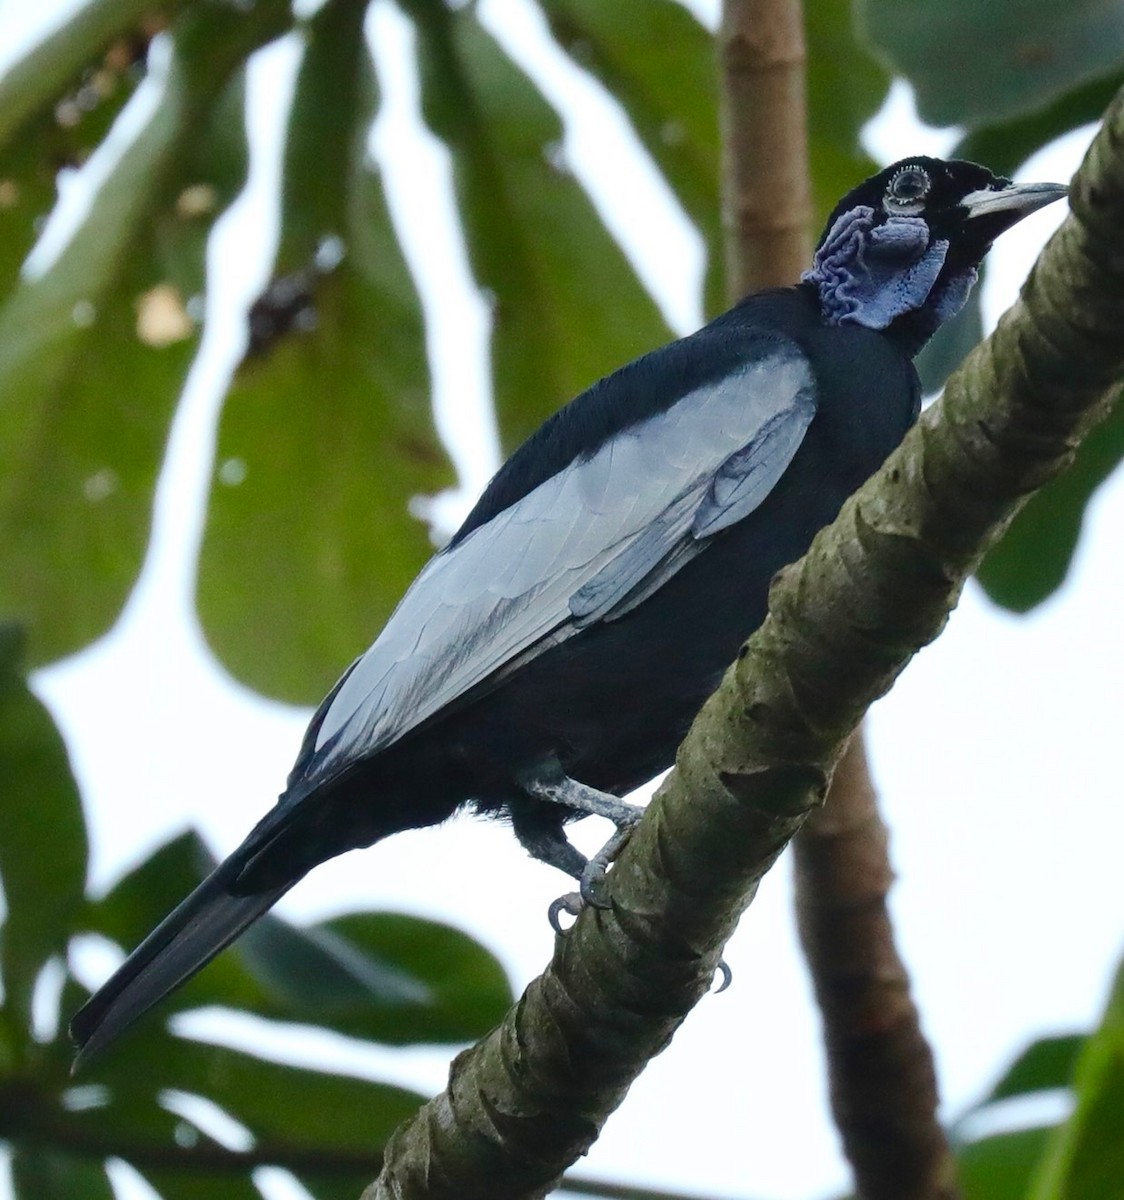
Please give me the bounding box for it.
[518,767,645,828]
[511,806,589,879]
[514,772,731,987]
[518,764,645,911]
[510,804,588,933]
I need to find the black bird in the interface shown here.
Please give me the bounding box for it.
[71,157,1065,1063]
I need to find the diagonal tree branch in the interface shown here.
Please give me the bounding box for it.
[363,90,1124,1200]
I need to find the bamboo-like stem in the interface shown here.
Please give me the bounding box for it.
[719,0,812,294]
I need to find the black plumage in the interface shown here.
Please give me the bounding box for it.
[71,157,1065,1064]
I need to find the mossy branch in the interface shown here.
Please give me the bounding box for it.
[364,91,1124,1200]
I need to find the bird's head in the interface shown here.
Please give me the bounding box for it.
[803,156,1068,353]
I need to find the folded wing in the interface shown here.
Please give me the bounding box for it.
[308,342,817,780]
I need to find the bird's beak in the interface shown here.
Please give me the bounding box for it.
[960,180,1069,230]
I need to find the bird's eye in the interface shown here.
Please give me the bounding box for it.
[885,167,930,213]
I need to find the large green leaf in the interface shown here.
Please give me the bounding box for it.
[0,626,86,1047]
[85,1032,417,1183]
[137,1170,264,1200]
[0,0,294,668]
[10,1147,115,1200]
[977,396,1124,611]
[0,0,186,151]
[947,1036,1084,1197]
[3,1061,265,1198]
[404,0,672,452]
[955,73,1124,179]
[536,0,723,312]
[199,0,451,704]
[982,1035,1084,1107]
[1026,958,1124,1200]
[857,0,1124,126]
[239,909,514,1044]
[0,20,150,302]
[958,1125,1055,1200]
[62,1100,266,1200]
[84,830,512,1045]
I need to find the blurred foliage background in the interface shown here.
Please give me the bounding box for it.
[0,0,1121,1196]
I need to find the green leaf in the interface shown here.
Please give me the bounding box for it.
[805,0,889,234]
[137,1170,263,1200]
[0,625,86,1045]
[239,909,514,1045]
[85,830,512,1045]
[183,1041,423,1154]
[62,1101,264,1199]
[0,25,148,302]
[958,1125,1055,1200]
[954,72,1124,178]
[983,1035,1085,1106]
[1025,959,1124,1200]
[198,0,452,704]
[405,0,672,451]
[86,830,213,943]
[536,0,723,312]
[0,0,295,669]
[88,1032,419,1169]
[4,1070,263,1197]
[10,1147,115,1200]
[0,0,184,151]
[298,1177,372,1200]
[977,396,1124,611]
[55,1031,403,1197]
[857,0,1124,126]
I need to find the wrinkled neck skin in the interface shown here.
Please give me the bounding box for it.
[802,206,978,357]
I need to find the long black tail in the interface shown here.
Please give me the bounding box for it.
[70,859,292,1069]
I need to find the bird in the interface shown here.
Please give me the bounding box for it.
[71,157,1066,1064]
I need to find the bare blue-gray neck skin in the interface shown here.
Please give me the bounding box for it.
[802,205,977,355]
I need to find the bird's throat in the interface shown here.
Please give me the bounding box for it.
[802,207,975,348]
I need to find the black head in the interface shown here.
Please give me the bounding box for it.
[805,156,1067,354]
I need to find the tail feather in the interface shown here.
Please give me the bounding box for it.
[70,865,292,1069]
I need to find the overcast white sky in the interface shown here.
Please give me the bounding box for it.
[2,2,1122,1199]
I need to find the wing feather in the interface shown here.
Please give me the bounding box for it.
[309,345,816,777]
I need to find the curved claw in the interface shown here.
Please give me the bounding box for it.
[550,816,642,930]
[548,891,583,935]
[713,959,733,993]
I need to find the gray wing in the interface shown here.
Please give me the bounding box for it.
[310,345,816,777]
